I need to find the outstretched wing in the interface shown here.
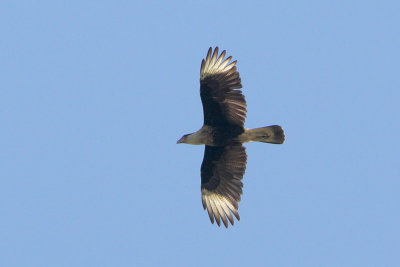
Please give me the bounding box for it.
[201,144,247,228]
[200,47,247,128]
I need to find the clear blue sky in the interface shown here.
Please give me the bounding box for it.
[1,1,399,266]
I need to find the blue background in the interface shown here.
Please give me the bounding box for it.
[2,1,399,266]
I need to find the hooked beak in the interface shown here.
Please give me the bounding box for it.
[177,136,186,144]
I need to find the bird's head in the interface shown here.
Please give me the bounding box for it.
[177,134,189,144]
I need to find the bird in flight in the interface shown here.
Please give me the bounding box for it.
[177,47,285,228]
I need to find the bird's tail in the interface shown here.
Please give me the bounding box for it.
[239,125,285,144]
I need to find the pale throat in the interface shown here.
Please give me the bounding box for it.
[186,126,210,145]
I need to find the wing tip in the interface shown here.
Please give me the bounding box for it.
[201,189,241,228]
[200,47,238,80]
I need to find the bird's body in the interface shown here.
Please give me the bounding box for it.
[177,47,285,228]
[181,125,285,146]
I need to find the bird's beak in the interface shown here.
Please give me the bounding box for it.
[177,136,185,144]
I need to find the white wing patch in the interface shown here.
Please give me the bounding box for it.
[201,188,240,228]
[200,47,237,81]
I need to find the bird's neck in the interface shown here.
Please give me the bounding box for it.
[186,127,210,145]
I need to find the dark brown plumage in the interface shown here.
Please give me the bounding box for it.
[201,144,246,227]
[177,47,285,228]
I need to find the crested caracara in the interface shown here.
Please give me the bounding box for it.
[177,47,285,228]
